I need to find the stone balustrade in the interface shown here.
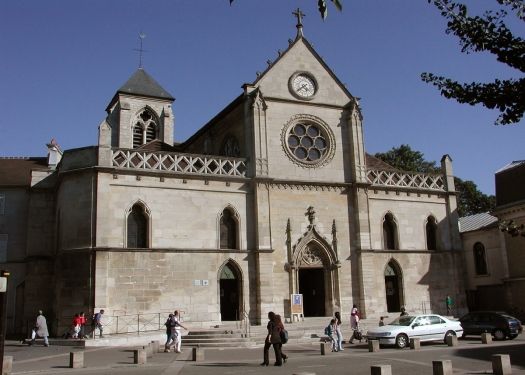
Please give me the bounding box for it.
[111,149,247,177]
[367,169,445,191]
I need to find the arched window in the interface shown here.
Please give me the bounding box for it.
[220,208,237,249]
[127,204,148,248]
[426,216,438,250]
[132,109,158,148]
[473,242,488,275]
[383,213,398,250]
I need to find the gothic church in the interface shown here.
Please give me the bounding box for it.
[0,13,465,335]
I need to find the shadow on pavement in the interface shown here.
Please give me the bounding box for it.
[195,363,253,367]
[453,343,525,368]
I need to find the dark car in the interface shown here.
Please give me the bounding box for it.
[459,311,523,340]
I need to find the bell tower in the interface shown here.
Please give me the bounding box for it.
[102,68,175,149]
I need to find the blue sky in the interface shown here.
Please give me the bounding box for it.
[1,0,523,195]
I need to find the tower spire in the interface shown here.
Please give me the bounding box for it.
[292,8,305,39]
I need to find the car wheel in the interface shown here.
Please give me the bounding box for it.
[493,329,506,340]
[444,330,456,344]
[395,333,409,349]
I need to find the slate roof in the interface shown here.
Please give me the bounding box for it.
[0,157,48,186]
[117,68,174,101]
[496,160,525,174]
[365,154,400,172]
[458,212,498,233]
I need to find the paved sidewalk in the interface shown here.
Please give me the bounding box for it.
[4,337,525,374]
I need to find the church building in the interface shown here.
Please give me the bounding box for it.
[0,12,465,335]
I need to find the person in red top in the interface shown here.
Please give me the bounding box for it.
[78,312,86,339]
[71,313,82,339]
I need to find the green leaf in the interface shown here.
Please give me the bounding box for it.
[331,0,343,11]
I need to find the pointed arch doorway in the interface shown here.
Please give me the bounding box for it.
[299,267,326,316]
[384,260,404,312]
[219,261,242,321]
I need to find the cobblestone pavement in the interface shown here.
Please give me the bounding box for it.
[4,336,525,375]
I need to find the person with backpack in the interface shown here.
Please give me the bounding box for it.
[275,314,288,363]
[261,311,283,366]
[325,319,338,352]
[163,313,174,352]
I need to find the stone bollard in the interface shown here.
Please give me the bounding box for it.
[368,340,380,352]
[432,360,453,375]
[371,364,392,375]
[134,349,147,365]
[144,343,153,357]
[151,340,160,354]
[492,354,512,375]
[481,332,492,344]
[69,351,84,369]
[410,338,420,350]
[2,356,13,375]
[192,347,204,361]
[446,335,458,347]
[320,342,327,355]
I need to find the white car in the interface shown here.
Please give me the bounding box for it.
[366,314,463,348]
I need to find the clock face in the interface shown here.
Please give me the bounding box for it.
[292,74,316,98]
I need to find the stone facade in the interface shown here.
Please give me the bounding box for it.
[0,23,466,335]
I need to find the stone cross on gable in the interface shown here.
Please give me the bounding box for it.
[306,206,316,225]
[292,8,305,38]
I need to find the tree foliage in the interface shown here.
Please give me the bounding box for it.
[422,0,525,125]
[374,144,440,174]
[374,144,495,217]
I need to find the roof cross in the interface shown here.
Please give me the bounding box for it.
[292,8,305,39]
[133,32,147,69]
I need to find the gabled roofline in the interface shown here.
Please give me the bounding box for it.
[249,35,359,112]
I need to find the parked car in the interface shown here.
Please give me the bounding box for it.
[366,314,463,349]
[459,311,523,340]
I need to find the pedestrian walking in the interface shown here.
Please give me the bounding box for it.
[71,313,81,339]
[349,304,361,344]
[446,295,453,315]
[334,311,344,351]
[261,311,283,366]
[30,310,49,347]
[275,314,288,363]
[164,313,174,352]
[169,310,187,353]
[92,309,104,338]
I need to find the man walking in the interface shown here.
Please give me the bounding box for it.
[92,309,105,338]
[30,310,49,347]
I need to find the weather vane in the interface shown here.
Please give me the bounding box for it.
[133,32,147,68]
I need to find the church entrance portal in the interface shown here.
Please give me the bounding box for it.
[299,268,325,317]
[384,261,403,312]
[219,263,240,321]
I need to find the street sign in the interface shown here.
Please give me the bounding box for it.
[0,277,6,293]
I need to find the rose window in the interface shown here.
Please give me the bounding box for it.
[287,123,328,162]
